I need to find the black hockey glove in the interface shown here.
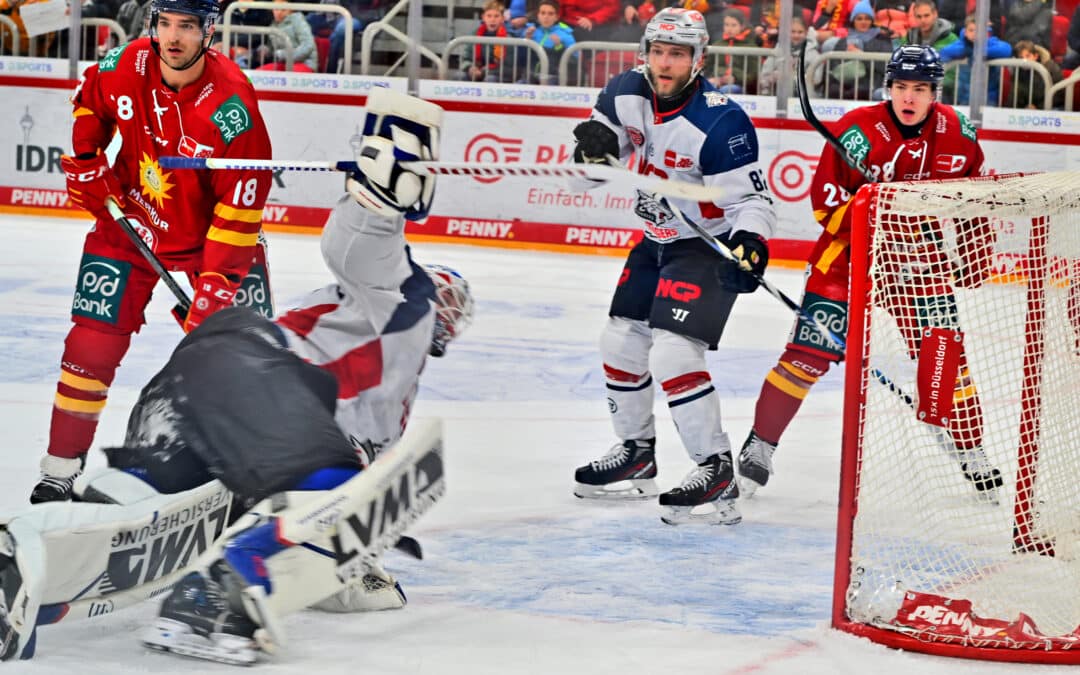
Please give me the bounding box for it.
[572,120,619,165]
[718,230,769,294]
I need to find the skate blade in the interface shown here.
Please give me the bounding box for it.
[141,619,257,666]
[735,475,764,499]
[573,479,657,501]
[660,501,741,526]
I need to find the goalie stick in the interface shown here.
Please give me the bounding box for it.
[157,156,727,203]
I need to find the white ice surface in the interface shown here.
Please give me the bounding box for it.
[0,215,1063,674]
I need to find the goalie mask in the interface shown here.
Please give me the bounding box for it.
[347,88,443,221]
[639,8,709,98]
[424,264,473,357]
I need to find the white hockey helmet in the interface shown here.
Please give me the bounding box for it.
[639,8,709,92]
[424,264,474,357]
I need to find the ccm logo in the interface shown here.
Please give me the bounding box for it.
[655,279,701,302]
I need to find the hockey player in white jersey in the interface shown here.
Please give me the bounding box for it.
[0,89,473,665]
[570,8,776,526]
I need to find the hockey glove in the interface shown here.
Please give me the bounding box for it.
[572,120,619,165]
[61,152,124,222]
[718,230,769,294]
[182,272,236,333]
[347,133,432,220]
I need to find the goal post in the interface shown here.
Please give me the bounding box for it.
[835,172,1080,664]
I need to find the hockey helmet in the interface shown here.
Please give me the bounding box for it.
[885,44,944,88]
[424,264,473,357]
[150,0,220,36]
[639,8,709,90]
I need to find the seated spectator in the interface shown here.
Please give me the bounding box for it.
[1065,3,1080,69]
[900,0,958,96]
[821,0,894,98]
[257,0,318,71]
[759,14,816,94]
[559,0,621,41]
[752,0,782,48]
[937,0,1004,41]
[1013,39,1063,108]
[938,14,1012,105]
[214,0,273,68]
[709,7,758,93]
[307,0,373,73]
[464,0,509,82]
[811,0,850,42]
[1002,0,1051,49]
[524,0,575,84]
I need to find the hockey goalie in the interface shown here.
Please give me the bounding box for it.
[0,88,473,665]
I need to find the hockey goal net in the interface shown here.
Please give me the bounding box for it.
[836,172,1080,664]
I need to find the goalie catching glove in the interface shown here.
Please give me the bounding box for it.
[347,89,443,220]
[718,230,769,294]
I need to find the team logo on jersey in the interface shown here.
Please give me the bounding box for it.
[138,153,175,209]
[663,149,694,171]
[626,126,644,147]
[72,254,131,324]
[935,154,967,174]
[634,190,678,241]
[838,125,870,164]
[97,44,129,72]
[178,135,215,158]
[703,91,727,107]
[957,110,977,142]
[211,94,253,145]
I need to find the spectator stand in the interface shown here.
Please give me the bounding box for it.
[803,48,890,100]
[360,0,479,76]
[222,0,350,70]
[704,44,776,95]
[1049,65,1080,107]
[438,34,546,82]
[990,56,1056,108]
[1,17,126,59]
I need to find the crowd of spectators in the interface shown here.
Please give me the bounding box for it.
[2,0,1078,108]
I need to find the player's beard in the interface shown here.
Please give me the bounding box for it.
[649,69,691,99]
[157,36,206,72]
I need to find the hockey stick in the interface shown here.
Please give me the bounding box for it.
[105,199,192,315]
[157,156,726,203]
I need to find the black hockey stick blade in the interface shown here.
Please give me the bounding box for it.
[393,536,423,560]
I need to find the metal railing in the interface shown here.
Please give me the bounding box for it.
[1049,68,1080,110]
[219,25,294,70]
[222,1,351,72]
[439,35,547,83]
[0,14,20,57]
[558,41,634,88]
[361,18,440,76]
[805,51,891,101]
[703,44,776,95]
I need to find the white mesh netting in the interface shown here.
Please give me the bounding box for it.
[845,172,1080,653]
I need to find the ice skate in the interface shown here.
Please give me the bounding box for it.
[29,455,85,504]
[736,431,776,498]
[140,571,259,666]
[659,454,741,525]
[573,439,657,500]
[958,447,1003,504]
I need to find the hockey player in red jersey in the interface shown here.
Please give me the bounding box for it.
[570,8,776,526]
[37,0,274,503]
[737,44,1002,498]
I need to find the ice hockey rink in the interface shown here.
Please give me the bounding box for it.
[0,213,1062,674]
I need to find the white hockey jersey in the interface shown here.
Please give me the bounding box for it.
[275,197,436,464]
[589,69,776,243]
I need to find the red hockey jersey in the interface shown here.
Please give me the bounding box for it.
[809,102,984,276]
[71,38,272,279]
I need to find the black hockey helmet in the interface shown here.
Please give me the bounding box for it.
[150,0,220,36]
[885,44,945,88]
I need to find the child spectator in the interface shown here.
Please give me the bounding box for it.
[1013,39,1063,108]
[710,7,758,93]
[467,0,509,82]
[258,0,318,71]
[759,15,815,94]
[1002,0,1052,50]
[938,14,1012,105]
[525,0,575,84]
